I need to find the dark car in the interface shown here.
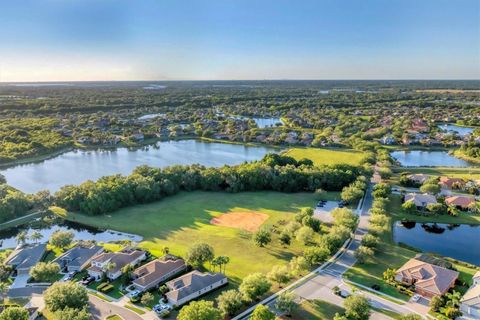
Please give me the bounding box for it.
[81,276,95,285]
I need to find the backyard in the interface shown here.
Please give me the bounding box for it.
[65,191,321,284]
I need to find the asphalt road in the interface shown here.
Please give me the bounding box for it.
[292,184,425,319]
[89,294,144,320]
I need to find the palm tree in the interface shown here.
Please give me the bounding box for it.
[162,246,170,256]
[221,256,230,273]
[15,231,27,246]
[445,290,461,308]
[30,231,43,244]
[210,257,220,272]
[105,262,117,279]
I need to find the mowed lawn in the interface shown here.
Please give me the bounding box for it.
[66,191,318,284]
[283,147,366,166]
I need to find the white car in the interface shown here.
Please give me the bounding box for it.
[411,294,421,302]
[128,290,141,298]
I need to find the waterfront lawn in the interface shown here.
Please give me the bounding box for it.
[284,147,366,166]
[66,191,319,284]
[344,195,480,301]
[388,194,480,225]
[291,300,345,319]
[344,214,416,301]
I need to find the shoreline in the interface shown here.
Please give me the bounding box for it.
[0,137,285,170]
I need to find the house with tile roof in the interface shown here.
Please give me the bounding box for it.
[395,258,459,298]
[5,244,47,275]
[439,176,465,190]
[445,195,476,211]
[131,258,186,292]
[404,193,437,209]
[460,271,480,319]
[87,249,146,281]
[165,271,227,307]
[54,244,104,272]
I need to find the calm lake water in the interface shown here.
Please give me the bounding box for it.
[0,220,142,250]
[393,221,480,265]
[391,150,474,167]
[438,123,474,136]
[252,117,283,128]
[0,140,276,193]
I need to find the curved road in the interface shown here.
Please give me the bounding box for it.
[234,183,428,319]
[89,294,144,320]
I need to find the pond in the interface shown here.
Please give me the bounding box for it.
[393,221,480,265]
[252,117,283,128]
[391,150,474,167]
[438,123,474,136]
[0,220,142,250]
[0,140,276,193]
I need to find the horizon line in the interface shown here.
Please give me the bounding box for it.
[1,78,480,83]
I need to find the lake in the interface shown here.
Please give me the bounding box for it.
[0,140,276,193]
[0,220,142,250]
[438,123,474,136]
[252,117,283,128]
[393,221,480,265]
[391,150,474,167]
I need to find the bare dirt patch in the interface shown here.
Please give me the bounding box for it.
[210,211,269,232]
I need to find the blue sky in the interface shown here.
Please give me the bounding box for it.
[0,0,479,81]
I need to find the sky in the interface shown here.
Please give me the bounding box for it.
[0,0,479,81]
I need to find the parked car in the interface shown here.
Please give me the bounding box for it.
[411,294,421,302]
[64,271,77,281]
[81,276,95,285]
[128,290,141,298]
[153,303,171,315]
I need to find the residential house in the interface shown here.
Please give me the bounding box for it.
[460,271,480,319]
[395,258,459,298]
[381,136,396,145]
[445,195,476,211]
[87,249,146,281]
[165,271,228,307]
[5,244,47,275]
[404,193,437,209]
[131,258,186,292]
[439,176,465,190]
[407,174,430,185]
[53,244,104,272]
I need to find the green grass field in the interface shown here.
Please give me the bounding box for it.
[283,147,366,166]
[66,191,319,284]
[291,300,345,319]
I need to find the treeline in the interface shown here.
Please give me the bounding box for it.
[55,154,364,215]
[459,142,480,159]
[0,183,35,223]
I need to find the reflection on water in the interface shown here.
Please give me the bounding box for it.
[0,140,276,193]
[0,220,141,250]
[394,221,480,265]
[391,150,474,167]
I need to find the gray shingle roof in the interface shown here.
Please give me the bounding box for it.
[54,245,103,267]
[5,244,47,270]
[166,271,226,301]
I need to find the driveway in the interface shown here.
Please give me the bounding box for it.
[9,274,30,289]
[89,294,144,320]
